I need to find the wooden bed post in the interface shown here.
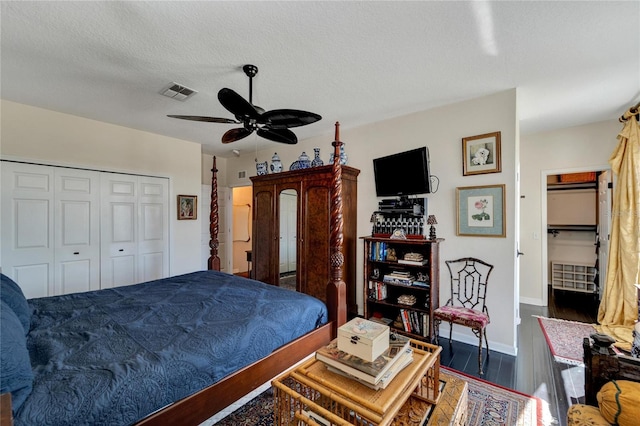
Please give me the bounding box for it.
[327,122,347,337]
[208,156,221,271]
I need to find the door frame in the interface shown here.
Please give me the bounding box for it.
[540,164,611,306]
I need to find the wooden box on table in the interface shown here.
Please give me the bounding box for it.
[272,340,442,426]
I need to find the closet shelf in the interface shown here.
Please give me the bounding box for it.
[548,224,597,233]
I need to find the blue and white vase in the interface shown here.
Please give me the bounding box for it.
[298,151,311,169]
[270,153,283,173]
[311,148,324,167]
[329,144,348,165]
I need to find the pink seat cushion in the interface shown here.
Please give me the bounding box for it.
[433,305,489,329]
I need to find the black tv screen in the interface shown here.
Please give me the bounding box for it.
[373,147,431,197]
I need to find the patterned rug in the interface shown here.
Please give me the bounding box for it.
[215,367,549,426]
[535,316,597,365]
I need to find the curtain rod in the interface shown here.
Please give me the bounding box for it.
[619,100,640,122]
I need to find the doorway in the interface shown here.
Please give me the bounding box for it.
[541,167,612,310]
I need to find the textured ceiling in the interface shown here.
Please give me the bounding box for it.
[1,1,639,158]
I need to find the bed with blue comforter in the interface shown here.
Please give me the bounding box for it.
[1,271,328,426]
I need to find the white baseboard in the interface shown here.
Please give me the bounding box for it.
[520,296,544,306]
[437,328,517,356]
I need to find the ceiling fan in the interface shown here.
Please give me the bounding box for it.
[168,64,322,144]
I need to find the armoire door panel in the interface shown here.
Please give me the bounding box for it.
[253,189,276,284]
[301,185,331,302]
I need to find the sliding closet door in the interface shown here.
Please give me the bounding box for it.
[100,173,168,288]
[1,162,55,298]
[137,176,169,282]
[54,168,101,295]
[101,174,139,287]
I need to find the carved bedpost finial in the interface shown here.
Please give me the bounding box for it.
[328,121,347,334]
[208,156,221,271]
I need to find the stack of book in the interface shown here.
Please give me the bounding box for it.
[382,271,414,286]
[315,334,413,390]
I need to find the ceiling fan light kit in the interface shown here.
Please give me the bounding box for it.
[168,64,322,144]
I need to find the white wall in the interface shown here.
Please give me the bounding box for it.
[0,100,203,276]
[224,90,519,355]
[520,119,620,305]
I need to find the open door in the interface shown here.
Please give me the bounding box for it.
[597,171,612,299]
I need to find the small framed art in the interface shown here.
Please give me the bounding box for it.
[462,131,501,176]
[456,184,505,237]
[177,195,197,220]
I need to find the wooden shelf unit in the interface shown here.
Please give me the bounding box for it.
[362,237,441,343]
[551,261,597,294]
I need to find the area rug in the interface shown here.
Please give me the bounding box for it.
[442,367,550,426]
[535,315,596,365]
[215,367,549,426]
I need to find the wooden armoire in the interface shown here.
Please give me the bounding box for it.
[251,164,359,317]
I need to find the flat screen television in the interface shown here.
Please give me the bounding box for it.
[373,147,431,197]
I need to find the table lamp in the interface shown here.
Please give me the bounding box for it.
[427,215,438,240]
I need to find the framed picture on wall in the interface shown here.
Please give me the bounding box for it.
[462,131,501,176]
[177,195,197,220]
[456,184,505,237]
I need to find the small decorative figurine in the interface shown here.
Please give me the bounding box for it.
[256,161,269,176]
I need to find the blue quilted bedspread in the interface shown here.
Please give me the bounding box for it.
[16,271,327,426]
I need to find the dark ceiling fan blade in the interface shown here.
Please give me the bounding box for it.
[221,127,254,144]
[218,88,261,120]
[259,109,322,129]
[167,115,239,124]
[257,127,298,144]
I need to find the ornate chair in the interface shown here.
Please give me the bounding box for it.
[433,257,493,375]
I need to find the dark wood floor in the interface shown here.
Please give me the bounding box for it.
[438,287,599,426]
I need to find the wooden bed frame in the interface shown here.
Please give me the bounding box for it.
[0,131,349,426]
[137,131,349,424]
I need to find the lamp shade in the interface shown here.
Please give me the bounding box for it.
[427,215,437,225]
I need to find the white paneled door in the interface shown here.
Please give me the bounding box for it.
[100,173,169,288]
[54,168,101,295]
[1,162,55,298]
[1,161,169,296]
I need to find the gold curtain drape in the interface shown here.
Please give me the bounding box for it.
[597,108,640,349]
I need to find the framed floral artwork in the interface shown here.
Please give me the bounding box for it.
[177,195,197,220]
[456,184,505,237]
[462,131,501,176]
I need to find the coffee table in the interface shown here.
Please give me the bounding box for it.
[273,339,464,426]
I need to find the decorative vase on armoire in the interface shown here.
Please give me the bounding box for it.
[311,148,324,167]
[329,144,348,165]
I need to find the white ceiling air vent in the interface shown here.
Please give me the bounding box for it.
[161,82,197,101]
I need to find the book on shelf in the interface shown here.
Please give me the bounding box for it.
[325,346,413,390]
[397,258,429,266]
[315,334,411,385]
[368,280,387,301]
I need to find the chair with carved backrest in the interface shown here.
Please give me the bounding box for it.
[433,257,493,375]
